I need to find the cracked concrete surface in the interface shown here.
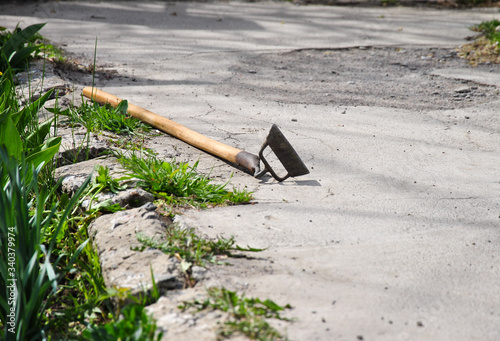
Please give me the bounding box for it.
[2,1,500,340]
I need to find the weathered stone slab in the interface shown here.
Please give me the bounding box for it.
[88,204,184,299]
[145,288,222,341]
[55,155,154,209]
[55,156,119,195]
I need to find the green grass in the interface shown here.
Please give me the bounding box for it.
[179,287,291,341]
[82,303,163,341]
[80,165,127,212]
[470,19,500,43]
[135,227,263,270]
[107,135,157,154]
[117,151,253,208]
[47,93,153,166]
[60,98,151,136]
[458,19,500,66]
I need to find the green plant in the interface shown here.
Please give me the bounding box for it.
[179,287,291,341]
[0,26,149,340]
[0,147,91,341]
[81,303,163,341]
[78,165,127,213]
[0,68,61,179]
[135,227,263,270]
[95,165,127,194]
[117,151,253,207]
[39,42,66,64]
[0,23,46,73]
[458,19,500,66]
[107,135,156,154]
[46,104,98,166]
[470,19,500,43]
[40,191,120,339]
[65,99,151,136]
[113,265,161,308]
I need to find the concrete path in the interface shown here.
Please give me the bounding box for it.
[2,1,500,340]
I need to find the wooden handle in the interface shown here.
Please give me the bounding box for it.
[82,87,260,174]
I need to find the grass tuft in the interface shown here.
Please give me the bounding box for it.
[458,19,500,66]
[135,227,264,268]
[62,99,151,136]
[117,151,253,207]
[179,287,292,341]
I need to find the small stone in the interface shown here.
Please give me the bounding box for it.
[191,266,208,282]
[142,202,157,211]
[454,86,471,94]
[88,206,184,302]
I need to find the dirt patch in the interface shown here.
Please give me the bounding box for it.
[217,47,499,111]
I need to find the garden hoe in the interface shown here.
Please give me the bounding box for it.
[82,87,309,182]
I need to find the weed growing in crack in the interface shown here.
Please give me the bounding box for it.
[179,287,292,341]
[117,151,253,208]
[62,99,151,136]
[94,165,127,194]
[107,135,156,154]
[135,227,263,269]
[81,165,127,212]
[135,227,263,289]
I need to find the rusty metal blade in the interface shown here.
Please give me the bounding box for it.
[256,124,309,181]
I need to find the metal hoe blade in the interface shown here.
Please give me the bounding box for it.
[255,124,309,182]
